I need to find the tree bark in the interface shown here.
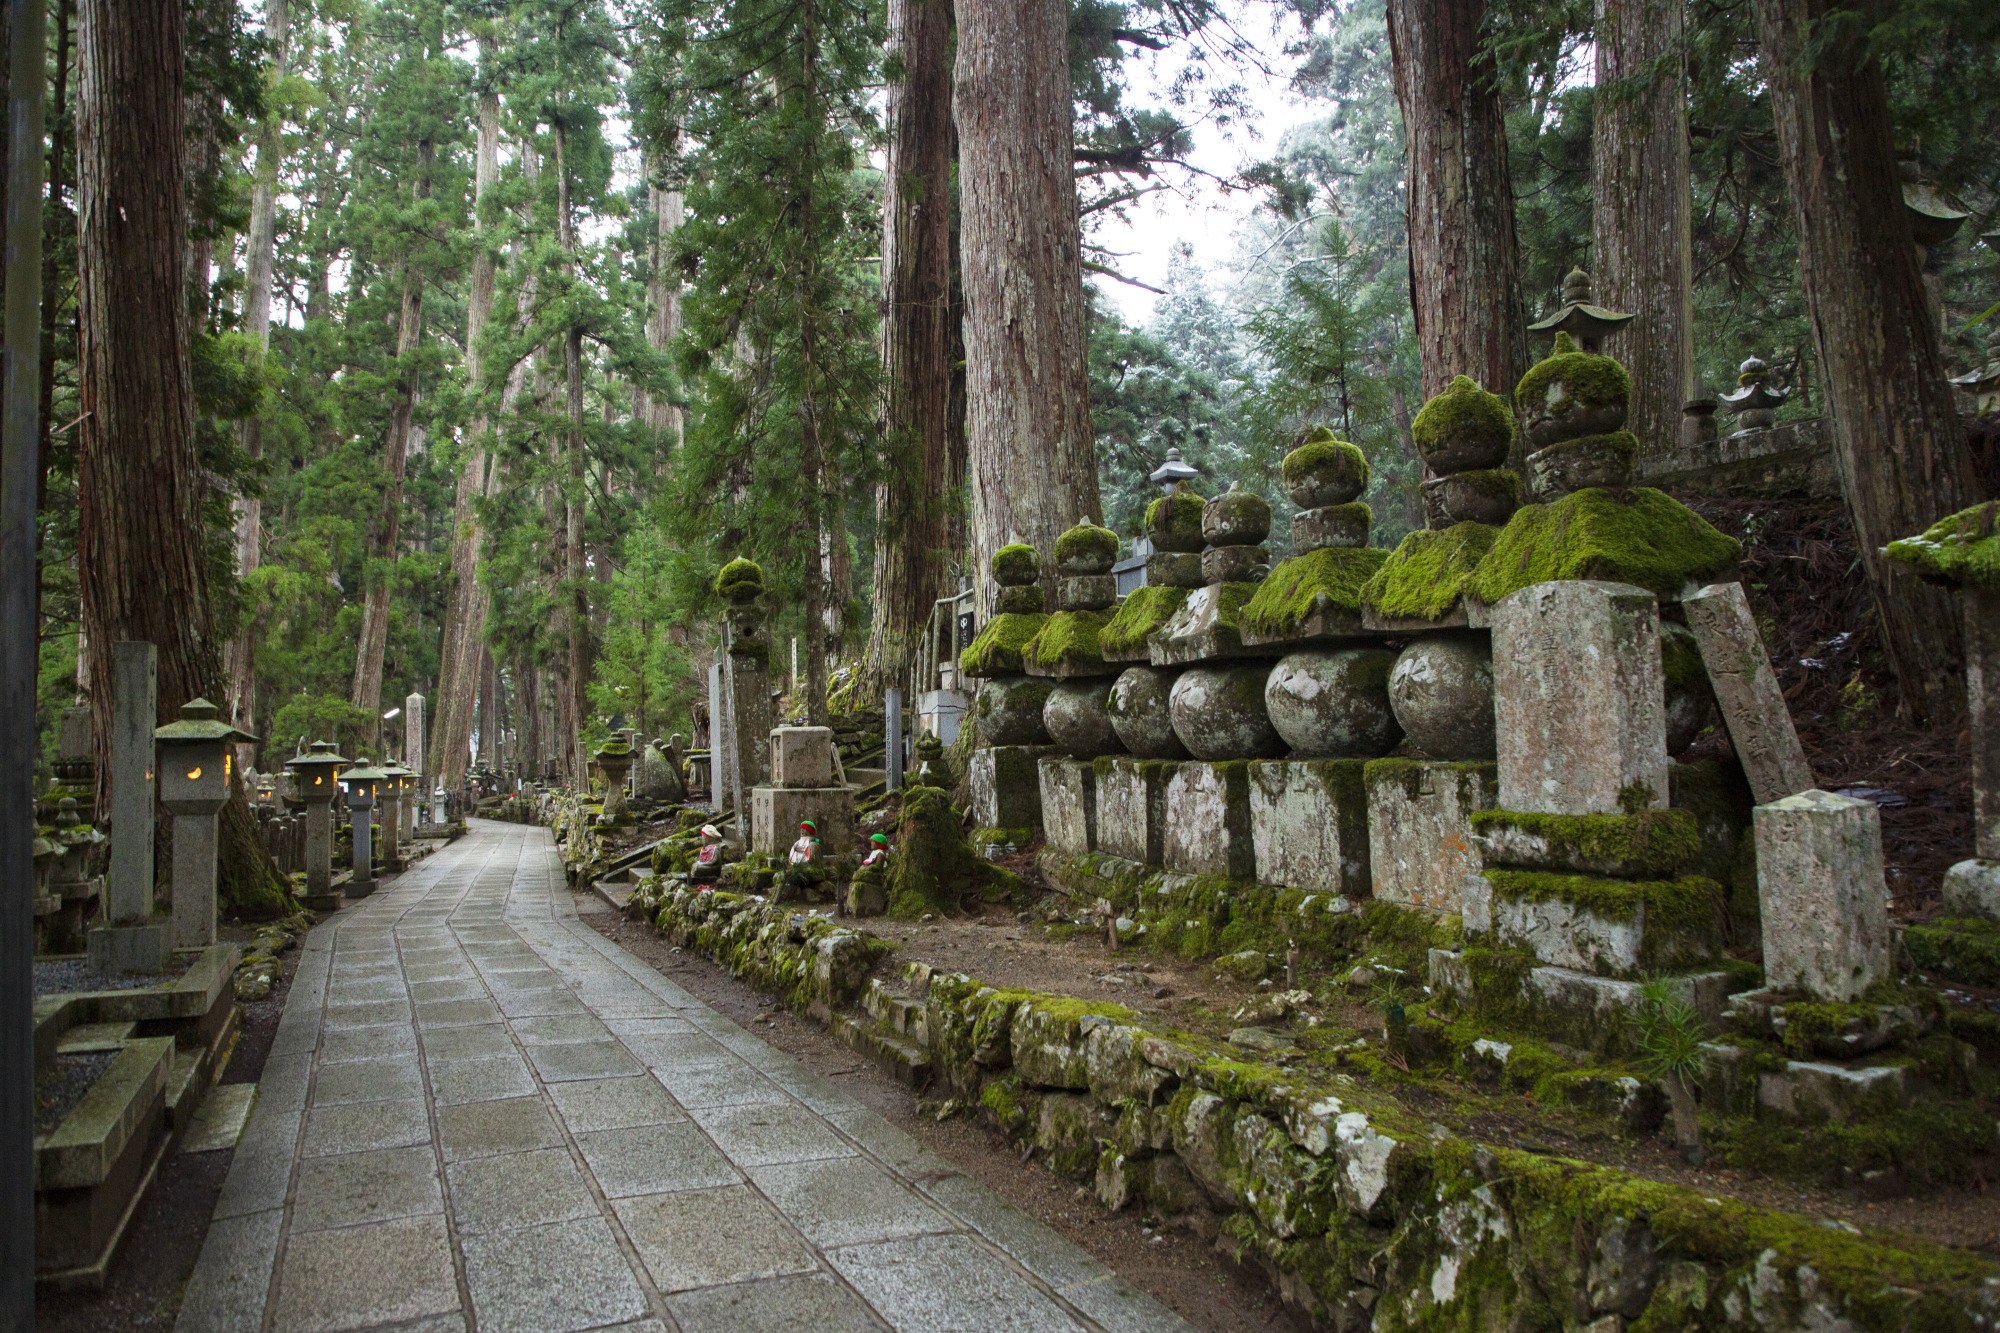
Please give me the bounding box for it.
[1385,0,1527,405]
[555,117,592,776]
[432,42,500,784]
[955,0,1101,607]
[350,133,433,736]
[225,0,286,736]
[477,645,497,770]
[1755,0,1985,723]
[77,0,282,911]
[1592,0,1691,462]
[641,173,683,446]
[867,0,954,698]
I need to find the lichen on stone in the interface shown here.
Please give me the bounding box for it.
[992,542,1042,587]
[1411,374,1515,454]
[995,583,1046,615]
[1023,609,1115,674]
[1470,808,1700,878]
[959,612,1048,676]
[1281,428,1369,490]
[1099,586,1188,656]
[1883,500,2000,590]
[1241,547,1388,640]
[1469,487,1741,606]
[1145,491,1208,552]
[1359,521,1502,622]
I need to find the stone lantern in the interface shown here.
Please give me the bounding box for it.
[1719,356,1787,433]
[379,761,412,871]
[594,739,634,824]
[287,740,349,909]
[340,758,388,896]
[154,698,257,949]
[430,782,447,827]
[1148,446,1201,494]
[1527,267,1634,353]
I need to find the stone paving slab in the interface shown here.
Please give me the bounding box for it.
[178,819,1196,1333]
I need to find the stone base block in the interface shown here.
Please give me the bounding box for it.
[86,923,171,976]
[1163,763,1253,880]
[1430,948,1734,1058]
[1248,759,1369,896]
[1363,760,1496,912]
[298,891,343,914]
[1756,1062,1908,1123]
[1038,759,1097,857]
[970,746,1052,830]
[1462,869,1723,978]
[750,784,858,858]
[1096,759,1175,865]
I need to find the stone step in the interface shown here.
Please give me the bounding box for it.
[860,980,928,1044]
[57,1021,134,1055]
[831,1012,932,1088]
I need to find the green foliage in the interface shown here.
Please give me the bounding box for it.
[1630,977,1707,1083]
[267,694,376,757]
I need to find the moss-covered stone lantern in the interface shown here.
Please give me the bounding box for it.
[154,698,257,948]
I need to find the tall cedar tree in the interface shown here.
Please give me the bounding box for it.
[647,0,881,726]
[956,0,1102,605]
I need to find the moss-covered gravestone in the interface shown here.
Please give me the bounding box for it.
[963,545,1054,831]
[1414,376,1523,527]
[1242,429,1390,648]
[715,558,772,816]
[1515,333,1637,499]
[1152,485,1274,666]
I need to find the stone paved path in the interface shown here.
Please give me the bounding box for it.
[178,820,1191,1333]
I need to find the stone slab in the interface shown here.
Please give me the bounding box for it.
[1492,580,1669,815]
[970,745,1050,830]
[1095,758,1174,866]
[1247,759,1369,896]
[751,783,858,858]
[1754,789,1890,1001]
[614,1185,819,1292]
[1684,581,1814,805]
[1162,762,1254,880]
[1364,760,1496,912]
[1038,758,1097,857]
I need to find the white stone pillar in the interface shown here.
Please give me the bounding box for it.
[1753,789,1889,1001]
[405,692,426,777]
[88,642,170,973]
[1492,580,1668,815]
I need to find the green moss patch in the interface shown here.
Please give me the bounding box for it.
[1282,429,1369,490]
[1145,490,1207,552]
[1411,374,1514,454]
[992,543,1041,587]
[1469,487,1741,606]
[1903,916,2000,987]
[1023,609,1115,674]
[1359,521,1502,622]
[1470,809,1700,878]
[1053,522,1119,572]
[715,557,764,602]
[1515,331,1631,412]
[1660,620,1706,689]
[1485,868,1718,931]
[1099,585,1187,657]
[1884,501,2000,590]
[1240,547,1387,640]
[959,612,1047,676]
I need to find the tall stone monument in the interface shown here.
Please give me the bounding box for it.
[88,642,170,973]
[716,558,772,823]
[405,692,426,777]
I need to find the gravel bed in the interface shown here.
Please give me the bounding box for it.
[34,954,195,998]
[34,1052,117,1135]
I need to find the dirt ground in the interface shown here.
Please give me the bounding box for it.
[37,921,300,1333]
[583,895,1316,1333]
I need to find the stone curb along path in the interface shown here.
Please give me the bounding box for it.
[177,819,1191,1333]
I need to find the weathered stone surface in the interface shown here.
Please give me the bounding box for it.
[1754,790,1890,1001]
[1661,623,1717,756]
[770,726,838,787]
[1038,759,1097,857]
[1364,760,1496,911]
[1169,665,1282,761]
[1106,667,1189,760]
[1683,582,1813,805]
[1082,1024,1176,1105]
[974,676,1054,747]
[969,746,1051,831]
[1471,808,1699,878]
[751,785,857,858]
[1096,758,1176,865]
[1202,545,1268,586]
[1941,859,2000,921]
[1463,870,1721,978]
[1492,580,1668,815]
[1144,551,1205,589]
[1011,1002,1121,1090]
[1290,504,1371,552]
[1034,1093,1118,1176]
[1152,584,1261,664]
[1968,586,1998,860]
[1387,634,1496,760]
[1042,679,1123,758]
[1163,762,1255,879]
[1056,574,1117,612]
[1421,469,1521,527]
[1523,432,1638,498]
[1202,485,1271,546]
[1755,1061,1907,1122]
[636,743,686,804]
[1263,648,1401,758]
[1248,760,1370,896]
